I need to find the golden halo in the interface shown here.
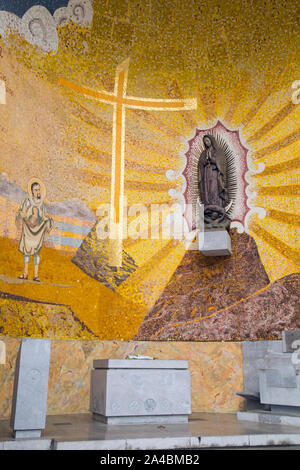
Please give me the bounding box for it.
[27,177,47,200]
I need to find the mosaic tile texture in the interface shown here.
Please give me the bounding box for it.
[0,0,298,341]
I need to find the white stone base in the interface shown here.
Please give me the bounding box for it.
[92,413,188,424]
[90,359,191,425]
[10,338,51,438]
[237,410,300,427]
[199,230,232,256]
[13,429,42,439]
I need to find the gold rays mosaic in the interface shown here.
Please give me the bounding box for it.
[0,0,299,340]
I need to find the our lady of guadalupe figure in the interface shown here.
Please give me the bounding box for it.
[197,134,233,229]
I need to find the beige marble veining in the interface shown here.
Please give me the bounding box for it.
[0,337,244,418]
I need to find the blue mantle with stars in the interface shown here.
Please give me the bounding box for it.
[0,1,69,16]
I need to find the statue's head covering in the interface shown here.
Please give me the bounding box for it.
[203,134,218,150]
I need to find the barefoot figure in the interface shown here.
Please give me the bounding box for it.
[16,179,53,282]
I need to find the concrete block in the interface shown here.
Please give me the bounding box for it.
[282,330,300,353]
[90,359,191,424]
[199,434,250,448]
[10,338,51,438]
[53,439,126,451]
[248,433,300,447]
[241,341,282,394]
[199,230,232,256]
[267,341,283,353]
[259,371,300,407]
[238,410,300,426]
[92,414,188,424]
[258,352,294,370]
[93,359,188,369]
[265,368,296,389]
[271,404,300,415]
[3,438,52,450]
[125,436,193,450]
[242,341,268,396]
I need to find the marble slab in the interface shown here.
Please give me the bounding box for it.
[3,412,300,450]
[0,337,244,418]
[238,410,300,427]
[10,338,51,438]
[90,359,191,424]
[199,230,232,256]
[259,370,300,407]
[241,340,278,397]
[265,368,296,389]
[93,359,189,369]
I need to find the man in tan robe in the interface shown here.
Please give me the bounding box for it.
[16,182,53,282]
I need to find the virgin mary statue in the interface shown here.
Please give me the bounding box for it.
[197,134,231,229]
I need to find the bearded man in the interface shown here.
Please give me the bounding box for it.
[16,180,53,282]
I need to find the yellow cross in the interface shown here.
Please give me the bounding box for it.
[59,58,197,266]
[0,80,5,104]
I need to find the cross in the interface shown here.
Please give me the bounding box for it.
[0,80,5,104]
[59,58,197,266]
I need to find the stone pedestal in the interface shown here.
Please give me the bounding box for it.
[240,340,280,410]
[10,338,51,438]
[90,359,191,424]
[237,331,300,425]
[199,230,232,256]
[258,352,300,408]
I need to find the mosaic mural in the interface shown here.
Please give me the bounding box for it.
[0,0,299,341]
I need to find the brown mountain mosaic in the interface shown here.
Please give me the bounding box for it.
[134,229,300,341]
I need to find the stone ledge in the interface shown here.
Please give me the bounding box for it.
[238,410,300,427]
